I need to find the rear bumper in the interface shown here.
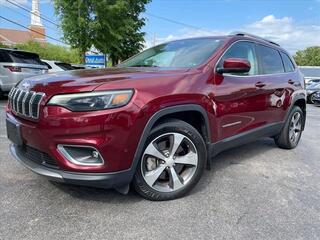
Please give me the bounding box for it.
[10,144,134,189]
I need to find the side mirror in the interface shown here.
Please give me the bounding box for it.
[217,58,251,74]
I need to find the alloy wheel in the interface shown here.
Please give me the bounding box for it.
[141,132,198,192]
[289,112,302,145]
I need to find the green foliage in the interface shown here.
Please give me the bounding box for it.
[1,41,81,63]
[54,0,150,65]
[294,47,320,66]
[0,42,8,48]
[54,0,93,62]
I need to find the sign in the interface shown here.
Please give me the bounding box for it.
[85,55,106,68]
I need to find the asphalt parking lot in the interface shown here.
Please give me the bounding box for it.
[0,98,319,240]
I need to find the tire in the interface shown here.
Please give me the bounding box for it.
[274,106,304,149]
[307,93,316,104]
[133,119,207,201]
[309,93,316,104]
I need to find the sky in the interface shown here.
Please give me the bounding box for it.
[1,0,320,53]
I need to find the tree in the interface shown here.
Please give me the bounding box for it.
[294,47,320,66]
[0,41,81,63]
[54,0,94,62]
[93,0,150,65]
[54,0,150,65]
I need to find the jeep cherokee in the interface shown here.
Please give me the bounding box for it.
[6,32,306,201]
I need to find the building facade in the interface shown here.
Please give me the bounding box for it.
[0,0,46,46]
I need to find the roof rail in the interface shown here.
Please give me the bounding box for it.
[231,31,280,46]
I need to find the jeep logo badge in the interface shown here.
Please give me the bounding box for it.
[21,81,31,91]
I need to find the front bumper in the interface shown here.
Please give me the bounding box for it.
[10,144,134,189]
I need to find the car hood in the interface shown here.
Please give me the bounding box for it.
[18,67,190,94]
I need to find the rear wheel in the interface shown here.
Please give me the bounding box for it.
[133,119,206,201]
[274,106,303,149]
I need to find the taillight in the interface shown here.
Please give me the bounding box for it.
[4,66,22,72]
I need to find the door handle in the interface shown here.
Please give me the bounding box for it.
[288,79,295,85]
[255,82,266,88]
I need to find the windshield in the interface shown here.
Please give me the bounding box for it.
[120,38,223,68]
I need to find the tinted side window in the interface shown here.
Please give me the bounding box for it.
[8,51,45,65]
[280,52,295,72]
[0,50,12,62]
[218,41,258,76]
[257,45,284,74]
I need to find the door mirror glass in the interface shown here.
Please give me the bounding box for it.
[217,58,251,74]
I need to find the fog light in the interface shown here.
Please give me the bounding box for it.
[57,145,104,166]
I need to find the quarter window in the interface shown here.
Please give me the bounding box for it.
[218,41,258,76]
[280,52,295,72]
[257,45,284,74]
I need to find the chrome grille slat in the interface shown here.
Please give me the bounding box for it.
[8,87,44,120]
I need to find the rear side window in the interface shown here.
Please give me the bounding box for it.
[257,45,284,74]
[0,50,45,66]
[9,51,45,65]
[55,62,74,70]
[0,50,12,62]
[280,52,295,72]
[218,41,258,76]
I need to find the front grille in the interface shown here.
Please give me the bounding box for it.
[8,87,45,120]
[18,145,59,169]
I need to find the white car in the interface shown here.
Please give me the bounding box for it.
[41,60,74,73]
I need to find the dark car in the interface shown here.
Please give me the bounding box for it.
[306,83,320,103]
[6,32,306,201]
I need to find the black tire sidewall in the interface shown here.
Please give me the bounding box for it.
[276,106,303,149]
[133,120,207,201]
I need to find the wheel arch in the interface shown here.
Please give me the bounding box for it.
[286,93,307,130]
[128,104,211,181]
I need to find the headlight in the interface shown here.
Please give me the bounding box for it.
[48,90,134,111]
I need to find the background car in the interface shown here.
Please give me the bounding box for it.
[0,48,48,96]
[41,59,74,73]
[306,78,320,86]
[306,83,320,103]
[299,66,320,85]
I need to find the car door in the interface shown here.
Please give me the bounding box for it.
[256,44,288,123]
[279,51,302,119]
[213,41,269,141]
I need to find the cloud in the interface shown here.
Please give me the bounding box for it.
[147,15,320,53]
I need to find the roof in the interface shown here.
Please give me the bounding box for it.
[0,28,33,45]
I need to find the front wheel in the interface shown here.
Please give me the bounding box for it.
[274,106,304,149]
[133,119,207,201]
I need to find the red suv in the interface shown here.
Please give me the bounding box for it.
[6,33,306,201]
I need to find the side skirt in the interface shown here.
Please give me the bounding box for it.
[209,122,283,158]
